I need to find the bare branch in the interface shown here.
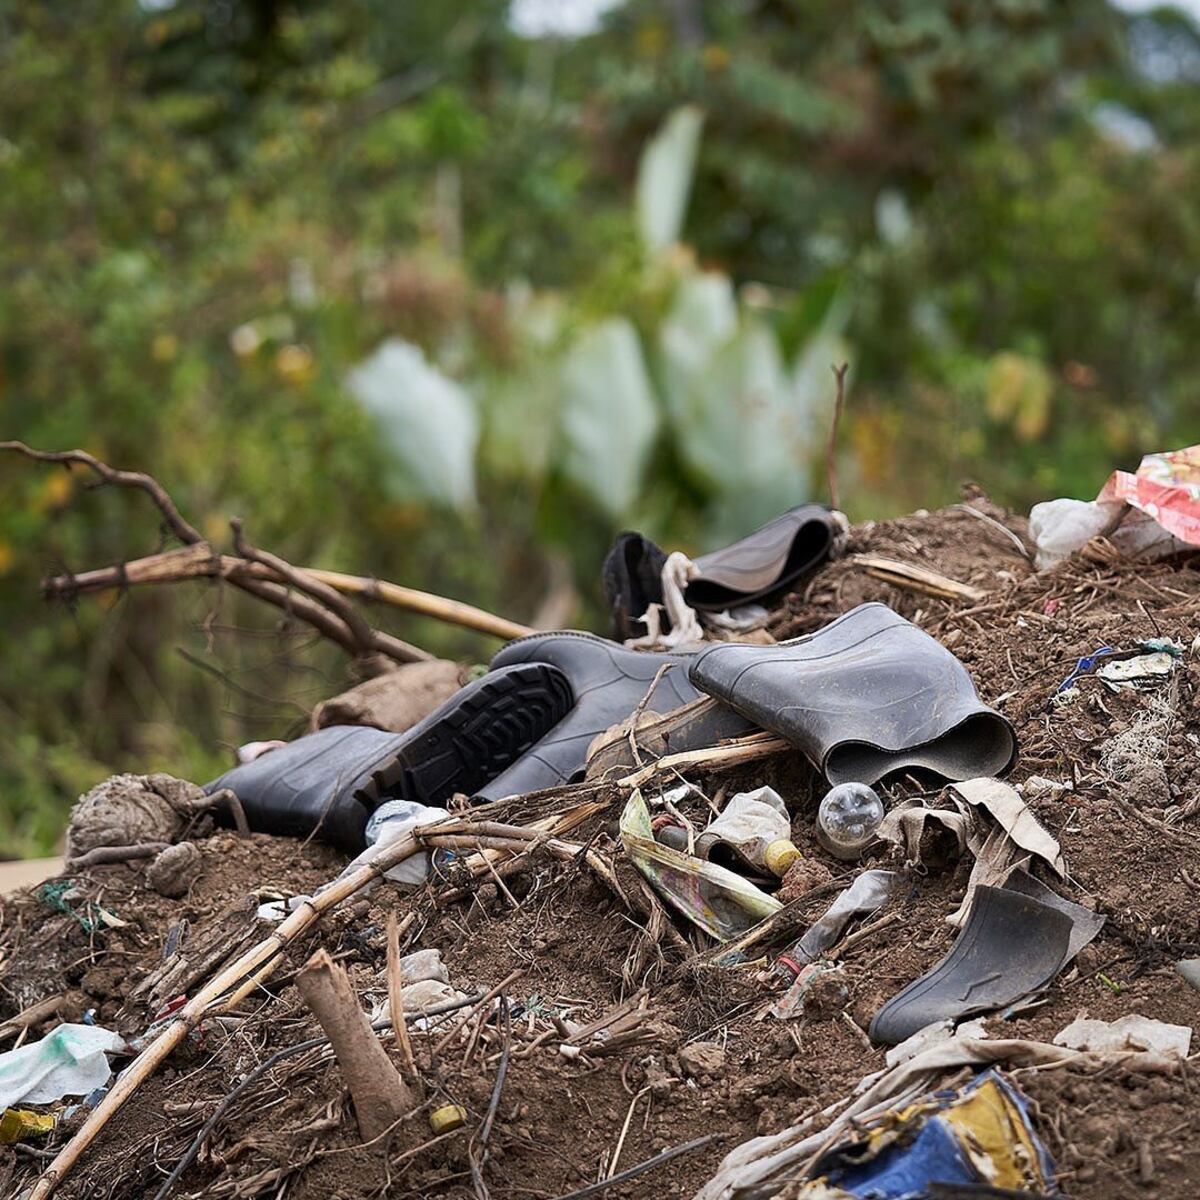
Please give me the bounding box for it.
[1,441,203,544]
[230,517,378,657]
[4,444,430,664]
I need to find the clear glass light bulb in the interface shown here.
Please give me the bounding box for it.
[817,783,884,860]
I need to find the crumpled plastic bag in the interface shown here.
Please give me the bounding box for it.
[0,1024,126,1108]
[620,790,781,940]
[790,870,901,964]
[699,786,792,874]
[1029,498,1186,569]
[1030,445,1200,570]
[878,778,1063,927]
[1054,1013,1192,1059]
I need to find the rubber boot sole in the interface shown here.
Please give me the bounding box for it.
[362,661,575,807]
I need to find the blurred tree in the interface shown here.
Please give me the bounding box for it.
[3,0,1200,852]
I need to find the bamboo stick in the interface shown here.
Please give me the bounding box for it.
[618,734,793,790]
[386,915,418,1083]
[41,545,533,642]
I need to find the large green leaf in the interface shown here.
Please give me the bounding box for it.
[558,317,659,516]
[346,338,479,510]
[636,106,704,255]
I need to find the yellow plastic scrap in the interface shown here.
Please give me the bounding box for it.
[0,1106,56,1142]
[940,1076,1046,1191]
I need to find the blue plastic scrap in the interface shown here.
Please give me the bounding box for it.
[1057,646,1115,693]
[797,1070,1057,1199]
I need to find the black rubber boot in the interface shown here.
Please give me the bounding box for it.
[601,531,669,640]
[476,632,702,801]
[689,602,1016,785]
[868,885,1073,1044]
[686,504,839,611]
[206,661,574,850]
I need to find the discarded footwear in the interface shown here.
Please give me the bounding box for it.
[689,602,1017,785]
[868,885,1073,1045]
[601,531,669,640]
[207,662,574,849]
[477,632,701,801]
[686,504,840,611]
[600,505,839,637]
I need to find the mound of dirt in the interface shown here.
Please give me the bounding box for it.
[3,499,1199,1200]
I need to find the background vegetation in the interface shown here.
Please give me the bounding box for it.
[4,0,1200,854]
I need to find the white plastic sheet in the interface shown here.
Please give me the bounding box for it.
[0,1024,126,1108]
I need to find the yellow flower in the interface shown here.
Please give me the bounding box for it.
[985,352,1051,441]
[275,344,316,384]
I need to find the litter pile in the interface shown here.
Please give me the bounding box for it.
[2,445,1200,1200]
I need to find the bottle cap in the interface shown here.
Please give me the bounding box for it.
[764,840,802,876]
[429,1103,467,1134]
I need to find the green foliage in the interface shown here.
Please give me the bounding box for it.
[3,0,1200,853]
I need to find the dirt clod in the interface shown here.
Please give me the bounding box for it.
[145,841,202,898]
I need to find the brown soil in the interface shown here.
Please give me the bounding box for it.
[3,498,1200,1200]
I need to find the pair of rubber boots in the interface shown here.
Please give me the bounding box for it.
[207,604,1017,852]
[206,631,705,851]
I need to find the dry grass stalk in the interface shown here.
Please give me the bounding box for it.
[386,914,419,1084]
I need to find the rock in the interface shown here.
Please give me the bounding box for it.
[644,1061,675,1099]
[777,857,834,904]
[678,1040,726,1079]
[311,659,465,733]
[802,971,849,1021]
[1175,958,1200,993]
[146,842,202,898]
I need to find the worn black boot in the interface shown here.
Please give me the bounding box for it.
[475,632,702,801]
[206,661,574,850]
[601,531,669,640]
[685,504,840,611]
[689,602,1016,785]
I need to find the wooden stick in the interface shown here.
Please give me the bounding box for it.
[26,803,595,1199]
[386,915,418,1083]
[65,843,169,870]
[0,994,73,1042]
[618,735,792,790]
[432,968,525,1058]
[851,554,987,603]
[299,567,533,642]
[1,444,431,663]
[215,950,285,1014]
[296,948,413,1141]
[36,544,532,642]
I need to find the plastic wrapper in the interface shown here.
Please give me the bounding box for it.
[0,1024,126,1108]
[698,785,794,874]
[791,869,901,964]
[620,790,781,940]
[795,1070,1056,1198]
